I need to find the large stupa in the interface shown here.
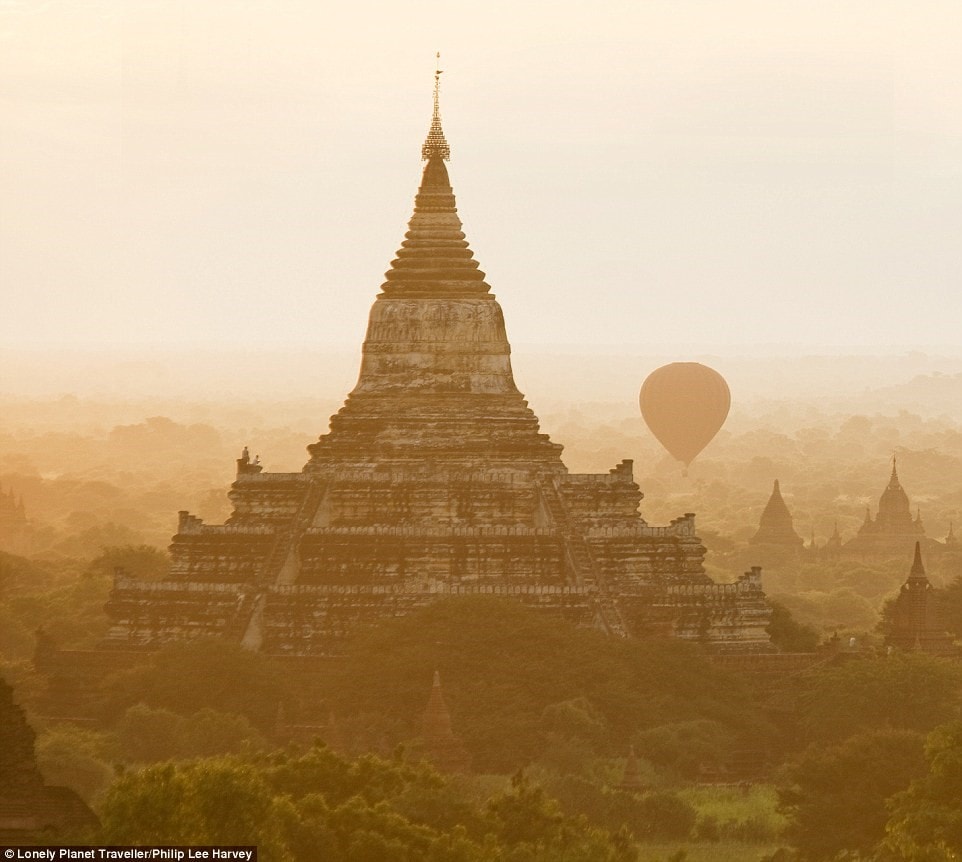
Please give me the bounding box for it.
[104,73,772,655]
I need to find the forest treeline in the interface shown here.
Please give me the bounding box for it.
[4,595,962,859]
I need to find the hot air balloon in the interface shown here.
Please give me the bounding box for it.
[639,362,730,473]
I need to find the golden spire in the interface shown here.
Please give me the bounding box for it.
[380,54,489,297]
[421,52,450,161]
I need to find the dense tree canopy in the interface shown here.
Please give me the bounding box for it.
[779,729,927,861]
[879,721,962,862]
[766,601,820,653]
[99,640,289,730]
[324,596,774,773]
[86,545,169,581]
[99,748,638,862]
[798,653,962,744]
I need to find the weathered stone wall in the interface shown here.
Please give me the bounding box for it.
[322,473,540,527]
[560,465,645,529]
[103,578,254,647]
[355,298,517,395]
[169,529,275,583]
[227,473,310,525]
[298,526,565,586]
[585,515,708,588]
[665,568,773,651]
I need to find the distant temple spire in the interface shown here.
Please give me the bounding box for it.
[889,456,900,489]
[420,670,471,772]
[750,479,804,547]
[947,523,957,546]
[422,670,453,740]
[421,53,450,162]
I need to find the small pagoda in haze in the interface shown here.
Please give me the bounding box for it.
[420,671,471,773]
[750,480,804,547]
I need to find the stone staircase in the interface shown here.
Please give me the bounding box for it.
[538,476,628,638]
[259,479,328,587]
[538,476,598,586]
[595,596,629,639]
[564,532,598,590]
[239,479,328,648]
[224,593,258,640]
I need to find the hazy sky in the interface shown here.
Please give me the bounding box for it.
[1,0,961,352]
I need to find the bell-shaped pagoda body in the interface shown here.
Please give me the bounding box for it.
[750,480,804,547]
[103,80,772,656]
[305,115,562,474]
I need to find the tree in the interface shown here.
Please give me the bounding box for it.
[799,654,962,744]
[86,545,169,581]
[486,770,637,861]
[325,596,773,773]
[99,639,289,730]
[179,707,266,758]
[99,759,284,852]
[54,523,146,560]
[767,601,819,653]
[116,703,184,763]
[779,729,926,860]
[35,724,116,803]
[880,721,962,861]
[97,748,637,862]
[632,719,735,780]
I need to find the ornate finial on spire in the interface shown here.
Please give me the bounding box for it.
[422,52,451,161]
